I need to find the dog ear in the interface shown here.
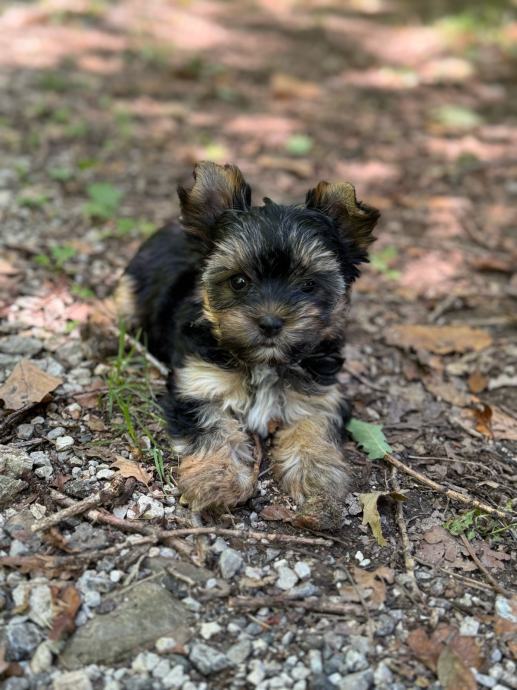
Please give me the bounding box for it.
[178,161,252,238]
[306,181,380,252]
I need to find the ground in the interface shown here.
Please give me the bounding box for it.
[0,1,516,689]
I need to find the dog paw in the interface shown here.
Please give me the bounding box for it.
[178,447,256,512]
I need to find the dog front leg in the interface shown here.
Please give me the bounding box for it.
[271,417,350,529]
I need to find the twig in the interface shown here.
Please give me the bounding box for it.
[229,595,361,616]
[106,323,169,377]
[391,467,423,600]
[32,476,127,533]
[342,364,384,393]
[342,564,374,640]
[48,489,332,550]
[0,403,34,438]
[414,556,498,593]
[459,533,512,597]
[383,453,513,520]
[156,526,333,546]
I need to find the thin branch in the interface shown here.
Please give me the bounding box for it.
[414,557,495,593]
[106,323,169,377]
[391,467,423,601]
[31,476,127,533]
[459,533,512,597]
[157,526,333,547]
[383,453,513,520]
[342,364,384,393]
[229,595,362,617]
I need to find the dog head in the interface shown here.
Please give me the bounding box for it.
[178,161,380,365]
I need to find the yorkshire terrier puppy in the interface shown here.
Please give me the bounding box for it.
[115,162,379,529]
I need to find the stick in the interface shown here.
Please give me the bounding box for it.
[107,324,169,377]
[48,490,331,550]
[459,533,512,597]
[414,557,495,593]
[156,526,333,546]
[391,467,422,600]
[384,453,513,520]
[342,364,384,393]
[32,476,127,533]
[229,595,362,616]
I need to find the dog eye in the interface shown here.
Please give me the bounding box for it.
[301,279,316,292]
[229,274,249,292]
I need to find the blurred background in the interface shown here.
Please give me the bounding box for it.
[0,0,516,323]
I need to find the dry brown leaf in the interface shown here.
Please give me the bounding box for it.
[386,324,492,355]
[416,527,476,571]
[466,405,517,441]
[270,73,321,100]
[112,455,152,485]
[359,491,406,547]
[407,627,442,671]
[49,585,82,641]
[475,542,510,571]
[87,416,106,432]
[437,646,477,690]
[260,505,294,522]
[424,375,472,406]
[355,566,394,607]
[0,359,62,411]
[468,370,488,394]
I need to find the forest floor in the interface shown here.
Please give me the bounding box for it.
[0,1,516,689]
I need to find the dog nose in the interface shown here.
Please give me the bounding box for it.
[258,315,284,337]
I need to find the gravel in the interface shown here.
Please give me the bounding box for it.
[219,548,244,578]
[189,643,233,675]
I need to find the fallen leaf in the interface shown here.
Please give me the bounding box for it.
[359,491,406,546]
[346,418,392,460]
[353,566,394,607]
[49,585,82,641]
[0,259,19,275]
[437,646,477,690]
[386,324,492,355]
[472,404,494,438]
[260,505,294,522]
[0,360,62,411]
[491,406,517,441]
[468,371,488,394]
[87,416,106,432]
[416,526,476,571]
[475,542,510,571]
[270,73,321,100]
[424,375,472,406]
[407,627,442,671]
[112,455,152,485]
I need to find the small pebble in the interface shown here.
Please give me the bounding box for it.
[55,436,74,451]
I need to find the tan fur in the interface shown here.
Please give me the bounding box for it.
[175,356,248,415]
[113,274,138,322]
[179,440,257,511]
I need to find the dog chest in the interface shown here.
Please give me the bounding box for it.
[245,366,283,437]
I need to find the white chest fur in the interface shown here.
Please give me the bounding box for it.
[246,366,283,437]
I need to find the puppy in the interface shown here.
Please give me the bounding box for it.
[115,161,379,529]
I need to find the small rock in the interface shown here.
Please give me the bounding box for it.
[55,436,74,451]
[294,562,311,580]
[226,639,252,665]
[29,583,53,627]
[6,619,42,660]
[30,451,51,467]
[344,648,369,672]
[47,427,66,440]
[292,664,310,680]
[219,548,243,578]
[96,468,115,480]
[375,613,396,636]
[137,494,164,519]
[0,335,43,356]
[287,582,319,598]
[0,475,26,508]
[247,660,266,685]
[308,649,323,675]
[183,597,201,612]
[35,465,53,480]
[460,616,480,636]
[53,670,93,690]
[189,643,232,675]
[152,658,171,679]
[474,671,496,688]
[132,651,160,673]
[0,445,33,476]
[200,622,222,640]
[30,641,53,673]
[332,669,373,690]
[155,637,177,654]
[373,661,393,686]
[276,566,298,590]
[495,595,517,622]
[16,424,34,440]
[161,665,186,689]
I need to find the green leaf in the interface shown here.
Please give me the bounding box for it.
[84,182,123,220]
[51,244,76,267]
[433,105,482,129]
[346,418,392,460]
[285,134,313,156]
